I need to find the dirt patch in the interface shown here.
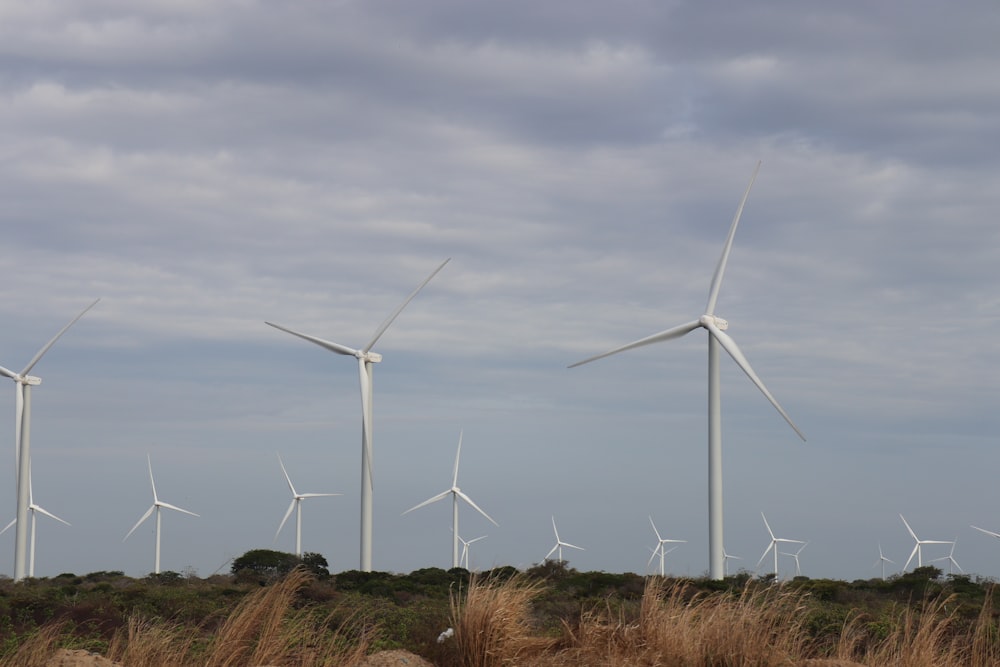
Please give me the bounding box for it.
[45,649,122,667]
[357,649,436,666]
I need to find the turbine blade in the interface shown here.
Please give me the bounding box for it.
[402,490,451,515]
[647,546,659,568]
[0,518,14,534]
[363,258,450,353]
[32,504,70,526]
[278,454,297,496]
[467,535,487,544]
[456,490,499,526]
[551,516,560,541]
[569,320,702,368]
[757,542,774,568]
[452,430,463,488]
[124,506,155,541]
[275,500,296,541]
[159,502,199,517]
[0,365,17,379]
[705,162,760,315]
[545,544,559,560]
[900,514,918,541]
[649,516,662,541]
[562,541,584,551]
[972,525,1000,539]
[147,455,158,503]
[707,322,805,440]
[761,513,775,540]
[299,493,342,499]
[903,544,919,571]
[20,298,101,376]
[265,322,359,357]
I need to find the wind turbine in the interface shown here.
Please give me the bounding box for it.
[931,540,962,575]
[873,543,896,580]
[756,513,805,578]
[124,455,199,574]
[570,164,804,580]
[780,541,808,577]
[900,514,952,571]
[266,258,449,571]
[723,548,742,577]
[458,534,487,571]
[1,298,99,581]
[274,453,342,557]
[545,516,584,564]
[1,475,71,578]
[403,430,498,569]
[647,516,686,577]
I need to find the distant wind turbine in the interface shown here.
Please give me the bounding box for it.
[647,516,686,577]
[403,430,498,568]
[545,516,584,564]
[900,514,952,571]
[1,474,71,578]
[931,540,962,575]
[780,542,808,577]
[873,543,896,580]
[266,259,449,572]
[757,513,805,578]
[0,299,99,581]
[124,455,199,574]
[458,534,487,571]
[570,164,805,580]
[274,454,342,557]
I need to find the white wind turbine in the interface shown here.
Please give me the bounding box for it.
[1,475,71,578]
[274,454,342,557]
[931,540,962,575]
[900,514,952,571]
[647,516,686,577]
[756,513,805,578]
[1,299,99,581]
[780,541,808,577]
[124,455,199,574]
[266,259,449,571]
[873,543,896,580]
[570,164,804,580]
[403,430,498,569]
[545,516,584,564]
[458,534,487,571]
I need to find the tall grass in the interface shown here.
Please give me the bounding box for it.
[0,567,374,667]
[445,576,1000,667]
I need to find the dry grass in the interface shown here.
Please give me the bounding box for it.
[443,577,1000,667]
[102,567,373,667]
[0,621,71,667]
[447,572,556,667]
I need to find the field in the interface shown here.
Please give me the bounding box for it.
[1,559,998,666]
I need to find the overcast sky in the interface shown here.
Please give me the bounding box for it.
[1,1,998,581]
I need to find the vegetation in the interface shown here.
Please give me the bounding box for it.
[0,553,998,665]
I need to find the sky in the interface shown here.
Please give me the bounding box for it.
[0,0,998,582]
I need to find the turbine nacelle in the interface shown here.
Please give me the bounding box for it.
[699,314,728,331]
[359,351,382,363]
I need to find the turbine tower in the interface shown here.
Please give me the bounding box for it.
[403,430,498,568]
[756,513,804,578]
[124,455,199,574]
[545,516,584,564]
[900,514,952,571]
[570,164,804,580]
[0,299,99,582]
[274,454,342,557]
[647,516,686,577]
[266,259,449,571]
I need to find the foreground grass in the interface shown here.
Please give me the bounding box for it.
[1,564,999,665]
